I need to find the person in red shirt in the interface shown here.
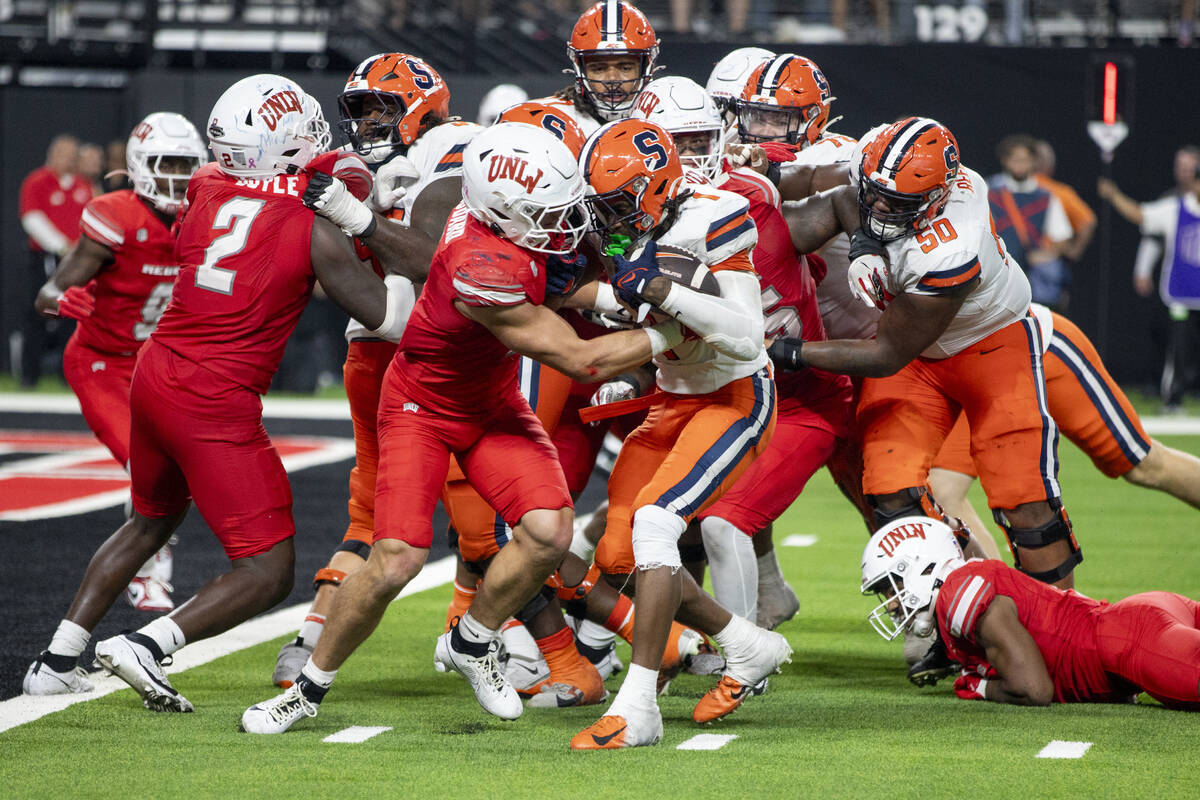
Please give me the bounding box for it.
[32,111,208,615]
[22,73,426,712]
[861,517,1200,710]
[241,122,687,734]
[18,135,94,386]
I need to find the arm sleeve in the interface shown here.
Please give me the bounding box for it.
[657,267,764,361]
[21,211,70,255]
[1133,236,1163,281]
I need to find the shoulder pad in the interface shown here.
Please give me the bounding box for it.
[407,122,483,180]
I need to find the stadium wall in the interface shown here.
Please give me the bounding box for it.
[3,45,1194,385]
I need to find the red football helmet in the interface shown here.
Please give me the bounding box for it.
[581,119,686,243]
[736,53,836,148]
[857,117,960,241]
[338,53,450,162]
[495,101,587,158]
[568,1,660,120]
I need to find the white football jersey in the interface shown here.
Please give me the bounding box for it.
[647,187,768,394]
[879,166,1032,359]
[345,120,482,342]
[781,132,881,341]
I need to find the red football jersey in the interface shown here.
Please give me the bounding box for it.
[392,204,549,417]
[936,559,1125,703]
[719,168,853,436]
[154,162,316,394]
[73,190,178,355]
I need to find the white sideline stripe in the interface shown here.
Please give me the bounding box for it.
[323,725,392,743]
[782,534,818,547]
[1142,417,1200,435]
[0,393,352,420]
[677,733,738,750]
[0,555,456,734]
[1036,740,1092,759]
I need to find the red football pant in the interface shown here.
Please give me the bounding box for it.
[129,341,295,560]
[375,382,572,549]
[1095,591,1200,710]
[62,336,136,468]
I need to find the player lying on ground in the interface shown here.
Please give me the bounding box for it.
[862,517,1200,710]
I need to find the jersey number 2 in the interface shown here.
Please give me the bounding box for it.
[196,197,266,294]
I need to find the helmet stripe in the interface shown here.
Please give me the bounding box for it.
[757,54,793,95]
[604,0,621,44]
[878,119,935,177]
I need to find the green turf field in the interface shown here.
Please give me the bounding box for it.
[4,435,1199,799]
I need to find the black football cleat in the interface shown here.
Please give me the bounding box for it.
[907,636,959,687]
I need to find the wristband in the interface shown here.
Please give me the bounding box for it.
[645,321,684,357]
[593,282,623,315]
[976,678,988,699]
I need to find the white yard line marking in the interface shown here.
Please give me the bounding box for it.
[782,534,818,547]
[677,733,737,751]
[0,393,351,419]
[1036,740,1093,759]
[0,555,456,734]
[323,725,393,743]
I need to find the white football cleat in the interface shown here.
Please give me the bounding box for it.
[435,631,522,720]
[94,634,193,712]
[273,639,313,688]
[22,654,93,695]
[241,684,318,734]
[125,545,175,612]
[756,577,800,630]
[497,620,549,692]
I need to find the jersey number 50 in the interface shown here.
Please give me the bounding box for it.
[196,197,266,294]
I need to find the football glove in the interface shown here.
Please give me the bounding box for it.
[766,337,806,371]
[846,229,892,310]
[545,252,588,297]
[370,154,420,213]
[612,240,662,317]
[953,665,997,701]
[55,285,96,320]
[303,173,377,237]
[590,374,640,408]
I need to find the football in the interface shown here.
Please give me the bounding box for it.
[653,243,721,297]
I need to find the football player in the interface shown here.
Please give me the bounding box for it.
[863,517,1200,710]
[784,117,1082,592]
[704,46,773,130]
[29,112,205,618]
[532,1,660,138]
[629,76,854,630]
[271,53,482,688]
[23,74,427,710]
[241,123,689,733]
[567,119,792,750]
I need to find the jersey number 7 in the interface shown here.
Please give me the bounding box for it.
[196,197,266,294]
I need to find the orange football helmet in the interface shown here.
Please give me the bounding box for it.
[736,53,836,148]
[857,117,960,241]
[338,52,450,162]
[581,119,686,243]
[568,1,660,120]
[495,101,587,158]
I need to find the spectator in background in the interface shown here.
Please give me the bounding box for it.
[1034,139,1097,263]
[17,135,94,387]
[671,0,750,36]
[477,83,529,126]
[103,139,132,193]
[78,143,105,196]
[988,134,1074,311]
[1099,149,1200,413]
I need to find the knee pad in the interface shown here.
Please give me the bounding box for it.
[868,485,972,550]
[312,567,347,591]
[549,563,603,604]
[993,500,1082,584]
[514,584,555,625]
[631,505,685,571]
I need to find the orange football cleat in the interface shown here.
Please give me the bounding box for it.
[570,707,662,750]
[692,675,757,723]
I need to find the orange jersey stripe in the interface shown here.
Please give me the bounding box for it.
[708,250,756,273]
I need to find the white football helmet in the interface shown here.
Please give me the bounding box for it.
[630,76,725,181]
[206,74,331,178]
[477,83,530,127]
[706,46,774,126]
[461,122,588,255]
[126,112,207,214]
[860,516,964,642]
